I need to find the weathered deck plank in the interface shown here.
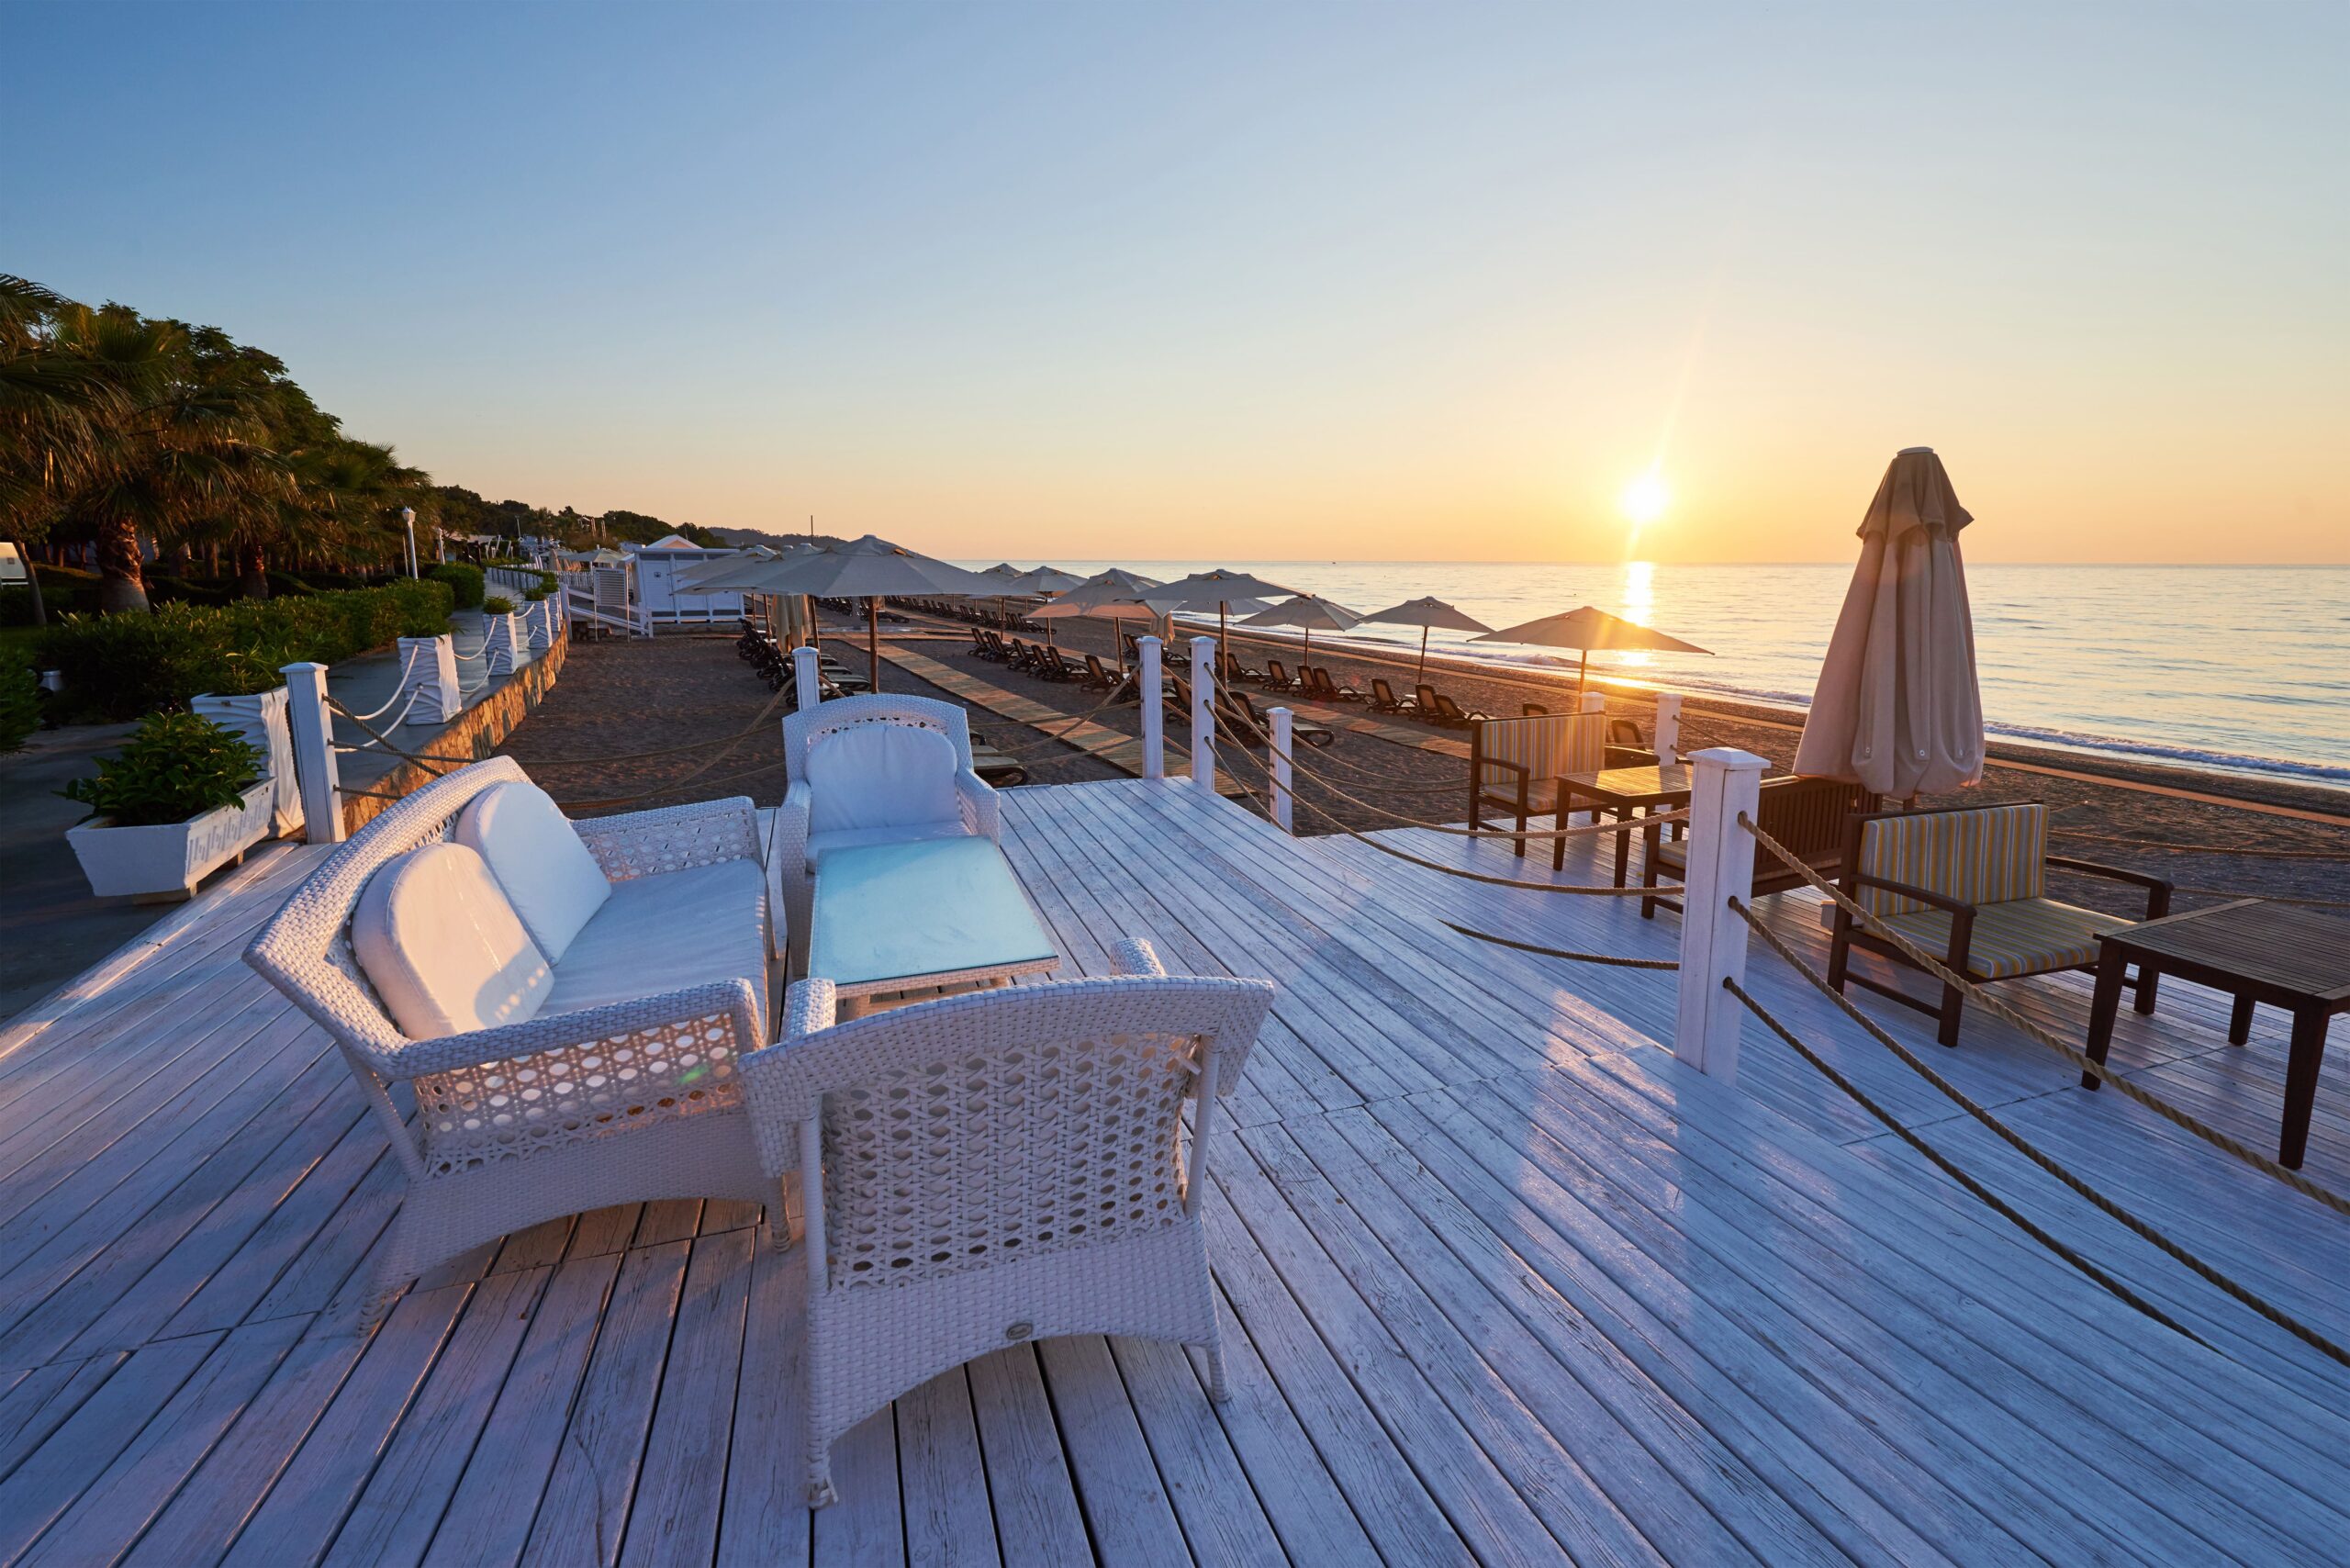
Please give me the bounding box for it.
[0,775,2344,1564]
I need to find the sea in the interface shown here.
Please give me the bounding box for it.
[1010,562,2350,791]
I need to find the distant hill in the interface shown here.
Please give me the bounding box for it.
[709,525,848,551]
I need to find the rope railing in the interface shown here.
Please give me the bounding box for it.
[332,680,428,749]
[340,647,424,722]
[1211,732,1667,896]
[1722,903,2350,1371]
[1735,811,2350,1221]
[1443,921,1679,969]
[1719,964,2205,1346]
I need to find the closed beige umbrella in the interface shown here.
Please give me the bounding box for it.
[1794,447,1985,801]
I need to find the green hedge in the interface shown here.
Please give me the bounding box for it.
[429,562,486,609]
[0,646,39,752]
[36,579,454,722]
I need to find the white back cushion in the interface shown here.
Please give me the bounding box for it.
[806,723,961,836]
[453,780,610,963]
[352,843,552,1038]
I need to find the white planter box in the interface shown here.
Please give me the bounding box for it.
[67,780,276,901]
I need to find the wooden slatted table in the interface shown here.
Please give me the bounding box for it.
[2082,899,2350,1167]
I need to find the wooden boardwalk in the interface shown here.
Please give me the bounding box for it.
[0,777,2345,1564]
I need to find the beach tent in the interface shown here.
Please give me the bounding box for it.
[1473,606,1709,694]
[1794,446,1985,800]
[1361,596,1494,683]
[750,534,1004,690]
[1241,594,1364,669]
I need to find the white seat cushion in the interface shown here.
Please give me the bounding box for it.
[454,780,610,963]
[352,843,552,1039]
[543,857,770,1026]
[806,724,961,837]
[804,819,968,870]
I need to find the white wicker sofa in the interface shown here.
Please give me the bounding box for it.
[247,757,776,1314]
[771,693,1002,962]
[740,937,1273,1506]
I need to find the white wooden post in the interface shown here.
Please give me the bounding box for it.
[1137,634,1164,778]
[791,644,822,710]
[1189,635,1217,799]
[280,662,344,845]
[1269,707,1294,833]
[1672,746,1767,1083]
[398,634,462,724]
[1579,691,1606,714]
[1655,693,1682,758]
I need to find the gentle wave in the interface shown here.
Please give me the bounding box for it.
[1028,560,2350,792]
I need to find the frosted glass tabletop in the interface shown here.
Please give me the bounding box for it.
[809,835,1059,995]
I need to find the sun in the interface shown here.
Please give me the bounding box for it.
[1618,471,1670,527]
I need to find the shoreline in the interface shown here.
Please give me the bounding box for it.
[1197,621,2350,823]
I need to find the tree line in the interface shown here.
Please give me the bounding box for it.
[1,274,719,621]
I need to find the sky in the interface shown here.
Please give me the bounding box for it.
[8,2,2345,564]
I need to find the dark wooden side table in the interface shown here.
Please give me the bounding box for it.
[1552,764,1695,881]
[2081,899,2350,1169]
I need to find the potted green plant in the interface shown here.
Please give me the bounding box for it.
[62,711,274,901]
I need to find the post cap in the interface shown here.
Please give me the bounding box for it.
[1686,745,1770,771]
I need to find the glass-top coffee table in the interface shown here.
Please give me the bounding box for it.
[807,836,1060,1017]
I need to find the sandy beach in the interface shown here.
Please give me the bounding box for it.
[492,610,2350,924]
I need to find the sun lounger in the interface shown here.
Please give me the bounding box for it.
[1418,686,1485,727]
[1081,653,1119,690]
[1261,659,1301,693]
[1223,687,1334,748]
[1304,666,1363,703]
[1368,678,1414,713]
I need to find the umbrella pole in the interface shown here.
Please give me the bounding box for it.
[867,598,880,692]
[1113,617,1125,674]
[1417,626,1430,686]
[1303,624,1311,668]
[1578,648,1589,696]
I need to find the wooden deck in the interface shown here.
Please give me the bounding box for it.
[1,776,2346,1564]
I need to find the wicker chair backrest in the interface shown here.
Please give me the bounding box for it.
[746,975,1272,1292]
[784,693,974,775]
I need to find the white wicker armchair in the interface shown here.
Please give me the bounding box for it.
[739,938,1272,1506]
[246,758,777,1316]
[770,693,1001,961]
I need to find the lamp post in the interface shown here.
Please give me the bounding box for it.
[401,507,419,578]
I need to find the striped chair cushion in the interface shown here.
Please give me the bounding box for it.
[1875,896,2129,980]
[1475,712,1606,788]
[1855,804,2047,916]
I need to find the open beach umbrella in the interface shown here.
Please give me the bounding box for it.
[1241,594,1364,669]
[1473,605,1710,694]
[1362,596,1494,684]
[1031,568,1168,668]
[1794,447,1985,801]
[754,534,1005,690]
[1142,568,1298,669]
[1002,566,1085,594]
